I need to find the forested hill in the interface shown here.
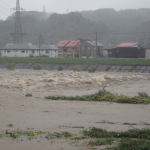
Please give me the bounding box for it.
[81,8,150,32]
[0,12,109,48]
[0,9,150,48]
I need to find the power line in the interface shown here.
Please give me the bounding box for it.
[1,0,12,9]
[0,4,10,12]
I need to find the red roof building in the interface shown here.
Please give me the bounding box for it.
[57,40,81,58]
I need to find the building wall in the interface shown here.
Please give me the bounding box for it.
[80,42,97,58]
[146,49,150,59]
[58,42,81,58]
[1,49,58,58]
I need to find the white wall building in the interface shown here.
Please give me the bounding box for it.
[0,43,58,58]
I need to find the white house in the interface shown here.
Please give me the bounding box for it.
[0,43,58,58]
[145,43,150,59]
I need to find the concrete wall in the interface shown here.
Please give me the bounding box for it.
[1,49,58,58]
[146,49,150,59]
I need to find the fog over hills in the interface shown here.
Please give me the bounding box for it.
[0,8,150,48]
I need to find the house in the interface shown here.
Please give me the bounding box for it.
[145,43,150,59]
[80,41,103,58]
[0,43,58,57]
[102,44,115,57]
[108,43,145,58]
[57,40,81,58]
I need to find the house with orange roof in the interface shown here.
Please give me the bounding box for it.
[57,40,81,58]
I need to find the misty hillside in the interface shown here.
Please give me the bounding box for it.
[0,12,109,48]
[81,8,150,33]
[7,11,53,21]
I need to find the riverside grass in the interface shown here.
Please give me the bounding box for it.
[45,90,150,104]
[2,128,150,149]
[0,57,150,65]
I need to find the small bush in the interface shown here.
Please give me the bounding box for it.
[6,63,15,70]
[49,66,54,71]
[26,93,32,97]
[72,65,82,71]
[58,66,63,71]
[33,66,41,70]
[88,67,97,72]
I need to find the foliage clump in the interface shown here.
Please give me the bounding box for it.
[26,93,32,97]
[58,66,63,71]
[45,91,150,104]
[33,66,41,70]
[6,63,15,70]
[88,67,97,72]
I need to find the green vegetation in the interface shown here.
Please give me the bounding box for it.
[1,128,150,149]
[45,132,73,139]
[6,63,15,70]
[58,66,63,71]
[0,58,150,65]
[87,138,113,146]
[72,65,83,71]
[5,130,44,139]
[33,66,41,70]
[26,93,32,97]
[49,66,54,71]
[45,90,150,104]
[88,67,97,72]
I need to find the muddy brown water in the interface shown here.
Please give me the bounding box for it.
[0,69,150,150]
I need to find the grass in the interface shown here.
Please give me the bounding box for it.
[83,128,150,139]
[5,130,44,139]
[0,57,150,65]
[87,138,114,146]
[1,128,150,149]
[26,93,32,97]
[6,63,15,70]
[45,90,150,104]
[45,132,73,139]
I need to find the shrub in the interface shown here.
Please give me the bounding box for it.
[33,66,41,70]
[58,66,63,71]
[72,65,82,71]
[88,67,97,72]
[49,66,54,71]
[6,63,15,70]
[26,93,32,97]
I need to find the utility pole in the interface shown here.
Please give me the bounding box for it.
[39,34,43,56]
[94,31,98,58]
[43,5,46,20]
[10,0,26,44]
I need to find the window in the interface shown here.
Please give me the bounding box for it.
[14,50,15,52]
[58,48,61,51]
[7,50,10,53]
[46,50,49,54]
[26,50,28,53]
[4,50,6,53]
[108,52,112,54]
[88,47,91,50]
[21,51,25,53]
[32,50,35,53]
[68,47,72,51]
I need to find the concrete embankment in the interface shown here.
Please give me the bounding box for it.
[0,63,150,73]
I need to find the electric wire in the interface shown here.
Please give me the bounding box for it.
[1,0,12,9]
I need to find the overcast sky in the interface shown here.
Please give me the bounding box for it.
[0,0,150,20]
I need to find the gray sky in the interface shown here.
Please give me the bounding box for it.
[0,0,150,20]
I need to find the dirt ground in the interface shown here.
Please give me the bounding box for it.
[0,69,150,150]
